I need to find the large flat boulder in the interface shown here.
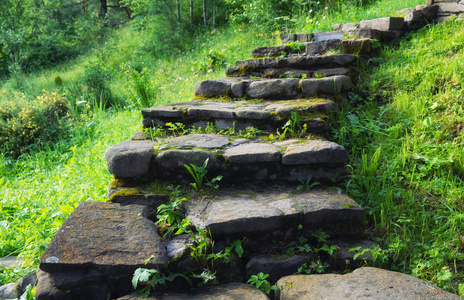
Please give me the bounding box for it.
[245,78,300,99]
[275,267,462,299]
[185,189,364,238]
[282,140,349,165]
[40,201,167,273]
[223,143,282,163]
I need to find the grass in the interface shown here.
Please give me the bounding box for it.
[2,0,464,297]
[331,20,464,294]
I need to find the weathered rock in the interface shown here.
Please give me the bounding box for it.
[305,39,342,55]
[416,5,439,20]
[370,17,405,31]
[155,150,222,173]
[142,106,185,118]
[231,80,251,98]
[300,75,352,96]
[252,45,291,58]
[247,255,310,282]
[167,134,230,149]
[17,272,38,292]
[341,22,359,32]
[223,143,281,163]
[275,267,463,299]
[235,54,356,70]
[164,234,195,260]
[117,283,269,300]
[185,189,364,238]
[346,28,380,40]
[108,187,169,208]
[235,108,272,120]
[282,140,349,165]
[35,269,112,300]
[280,33,313,43]
[131,131,149,141]
[39,201,167,273]
[194,79,233,97]
[404,9,424,22]
[0,282,21,300]
[105,140,156,179]
[342,38,372,54]
[246,78,299,99]
[187,105,235,119]
[313,31,344,41]
[437,3,464,14]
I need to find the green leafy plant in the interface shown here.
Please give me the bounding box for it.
[184,158,222,191]
[156,197,189,237]
[297,174,321,191]
[132,268,191,295]
[247,272,277,294]
[281,111,307,137]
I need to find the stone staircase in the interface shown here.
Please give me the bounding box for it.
[29,2,464,300]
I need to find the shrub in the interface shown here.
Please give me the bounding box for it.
[0,91,73,158]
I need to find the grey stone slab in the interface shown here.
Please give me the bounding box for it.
[346,28,380,40]
[194,79,233,97]
[300,75,352,96]
[282,140,348,165]
[276,267,462,300]
[266,100,334,116]
[231,81,251,98]
[416,5,439,19]
[315,67,351,77]
[359,19,373,29]
[223,143,281,163]
[105,140,156,179]
[437,3,464,13]
[155,150,222,172]
[341,22,360,32]
[280,33,313,43]
[252,45,291,58]
[187,105,235,119]
[313,31,344,41]
[185,189,364,238]
[342,38,372,54]
[286,54,356,69]
[39,201,167,273]
[235,57,280,68]
[246,78,300,99]
[404,9,424,22]
[117,283,270,300]
[167,134,230,149]
[235,108,271,120]
[370,17,404,31]
[142,106,185,118]
[305,39,342,55]
[0,282,21,300]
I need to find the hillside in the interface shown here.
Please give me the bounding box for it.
[1,0,463,298]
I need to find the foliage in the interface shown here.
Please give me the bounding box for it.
[0,91,73,158]
[281,111,307,137]
[193,49,226,74]
[132,268,191,295]
[247,272,277,294]
[297,174,321,191]
[331,20,464,293]
[184,158,223,191]
[156,197,190,238]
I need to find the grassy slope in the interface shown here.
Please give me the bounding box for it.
[2,0,463,296]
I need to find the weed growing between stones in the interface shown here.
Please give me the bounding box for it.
[184,158,223,191]
[280,111,308,138]
[247,272,277,295]
[297,174,321,191]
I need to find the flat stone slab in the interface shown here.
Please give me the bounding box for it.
[275,267,462,299]
[223,143,281,163]
[167,134,230,149]
[252,45,292,58]
[107,135,349,184]
[280,33,314,43]
[305,39,342,55]
[282,140,349,165]
[235,54,356,70]
[141,99,333,133]
[117,283,269,300]
[194,75,352,99]
[313,31,344,41]
[39,201,167,273]
[185,188,364,238]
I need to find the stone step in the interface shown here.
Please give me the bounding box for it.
[226,65,352,79]
[194,75,352,100]
[142,99,334,133]
[185,188,365,239]
[36,201,168,299]
[231,53,356,72]
[105,134,349,185]
[251,38,372,60]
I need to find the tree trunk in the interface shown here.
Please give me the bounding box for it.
[99,0,107,18]
[203,0,208,26]
[190,0,194,29]
[212,0,215,29]
[176,0,181,29]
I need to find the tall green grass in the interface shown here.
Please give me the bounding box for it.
[332,20,464,295]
